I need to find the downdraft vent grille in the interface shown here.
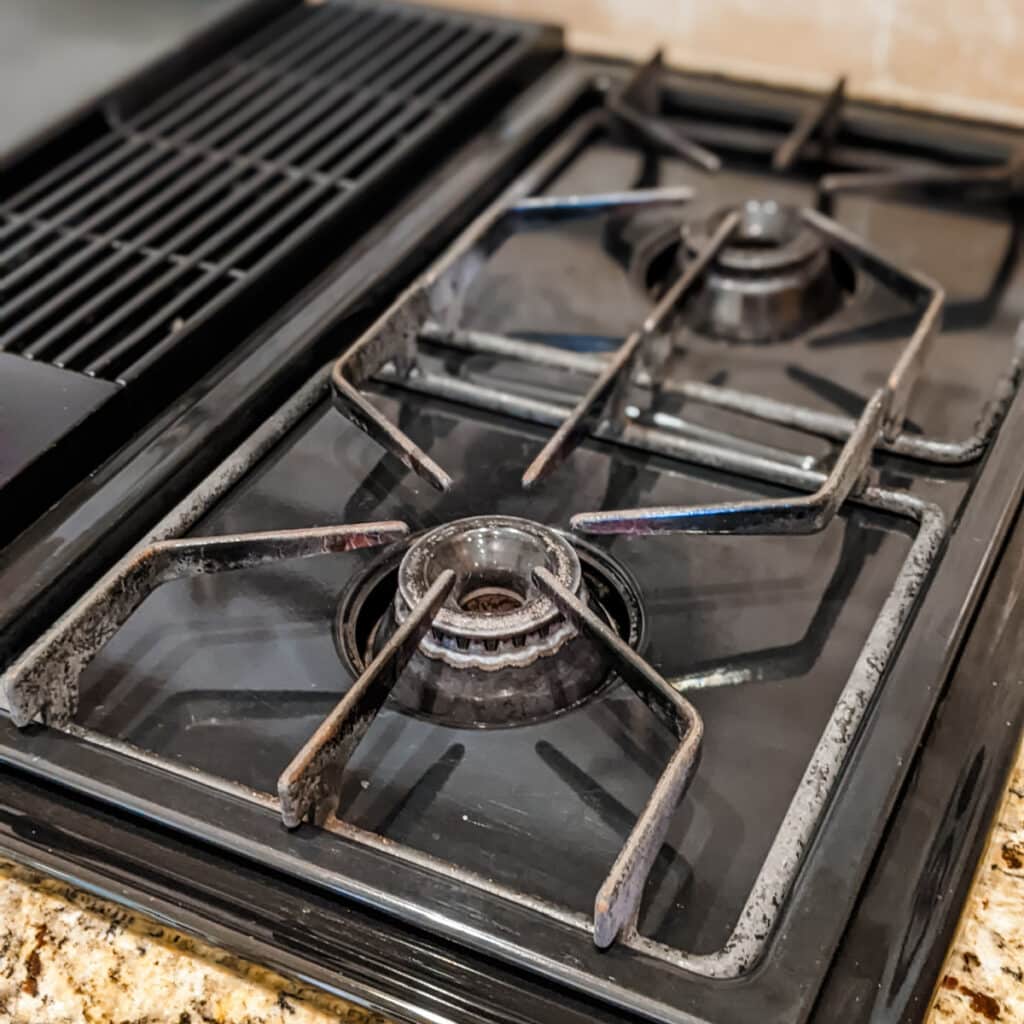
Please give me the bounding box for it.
[0,1,527,384]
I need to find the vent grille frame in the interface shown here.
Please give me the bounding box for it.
[0,0,551,384]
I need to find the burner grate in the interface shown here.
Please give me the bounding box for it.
[0,0,532,384]
[769,73,1024,199]
[326,111,1023,489]
[0,353,944,983]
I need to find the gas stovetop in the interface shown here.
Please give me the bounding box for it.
[3,42,1024,1024]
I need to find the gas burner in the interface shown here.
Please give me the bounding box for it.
[683,199,848,342]
[337,516,643,728]
[636,199,851,344]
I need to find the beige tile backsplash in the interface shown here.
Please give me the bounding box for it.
[446,0,1024,125]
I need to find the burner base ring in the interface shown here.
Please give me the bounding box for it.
[336,534,644,729]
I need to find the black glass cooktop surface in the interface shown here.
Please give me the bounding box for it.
[3,55,1024,1024]
[76,387,910,957]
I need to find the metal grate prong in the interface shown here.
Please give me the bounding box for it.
[533,565,703,947]
[571,389,886,536]
[520,209,740,487]
[278,569,455,828]
[606,51,721,173]
[772,75,846,171]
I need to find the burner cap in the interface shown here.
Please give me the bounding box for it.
[336,518,643,728]
[631,199,851,344]
[687,198,821,272]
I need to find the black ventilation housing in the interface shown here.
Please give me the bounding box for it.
[1,0,553,382]
[0,0,557,540]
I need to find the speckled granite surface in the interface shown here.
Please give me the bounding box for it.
[925,741,1024,1023]
[0,859,391,1024]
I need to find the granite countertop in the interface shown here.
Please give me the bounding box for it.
[1,748,1021,1024]
[0,858,391,1024]
[925,742,1024,1023]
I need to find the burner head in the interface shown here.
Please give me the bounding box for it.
[679,199,846,343]
[395,515,582,669]
[337,517,642,728]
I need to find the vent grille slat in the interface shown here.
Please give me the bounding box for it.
[1,0,527,383]
[5,159,260,332]
[21,172,323,368]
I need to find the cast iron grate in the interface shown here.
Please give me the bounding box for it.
[0,0,528,384]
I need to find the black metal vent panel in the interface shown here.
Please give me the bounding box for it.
[0,0,542,384]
